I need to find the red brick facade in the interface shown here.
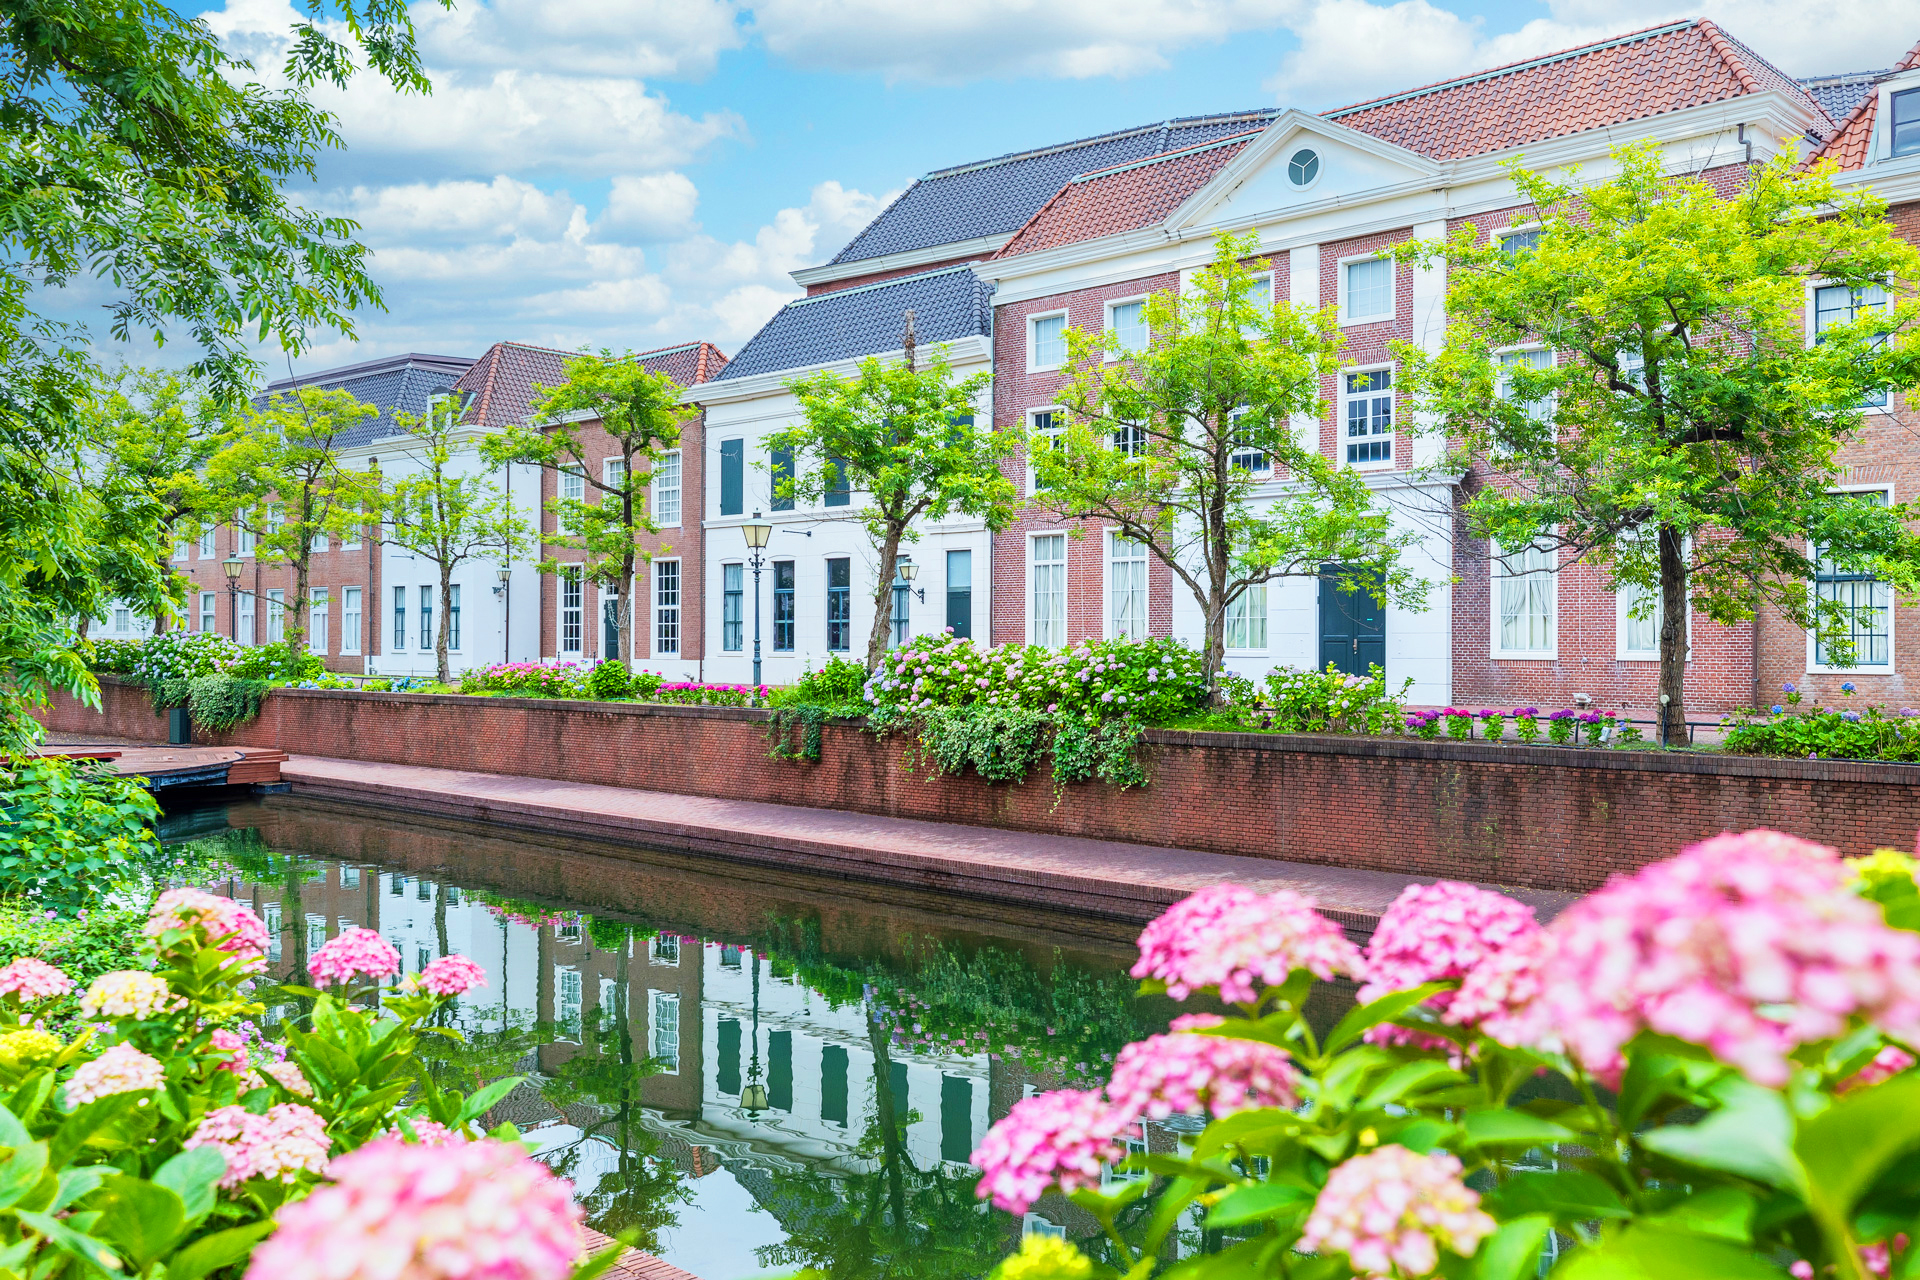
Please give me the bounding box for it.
[164,522,382,674]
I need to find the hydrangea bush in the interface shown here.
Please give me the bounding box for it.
[0,881,622,1280]
[1726,685,1920,762]
[864,633,1209,722]
[978,829,1920,1280]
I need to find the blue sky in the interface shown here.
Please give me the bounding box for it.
[115,0,1920,376]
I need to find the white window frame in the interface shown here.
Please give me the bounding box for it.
[1339,364,1396,471]
[1028,532,1068,648]
[1877,76,1920,162]
[650,991,680,1074]
[340,586,362,655]
[559,567,583,656]
[1808,483,1896,675]
[1026,406,1065,495]
[1495,346,1557,433]
[1806,278,1894,414]
[171,539,188,562]
[1225,581,1268,654]
[1226,407,1273,480]
[237,592,255,646]
[1337,253,1396,326]
[1284,146,1323,191]
[649,935,680,966]
[556,469,585,535]
[652,449,682,528]
[1613,536,1690,663]
[556,966,582,1041]
[653,558,681,657]
[1495,222,1543,254]
[1490,540,1558,661]
[266,589,285,644]
[603,457,627,490]
[1104,296,1149,360]
[1028,310,1069,372]
[1106,530,1148,639]
[1237,272,1274,337]
[197,528,216,559]
[309,587,329,654]
[199,592,218,634]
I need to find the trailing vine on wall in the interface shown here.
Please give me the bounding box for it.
[765,704,830,763]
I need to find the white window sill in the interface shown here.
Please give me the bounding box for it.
[1346,459,1396,472]
[1029,363,1064,375]
[1342,312,1395,327]
[1490,649,1558,661]
[1807,665,1897,676]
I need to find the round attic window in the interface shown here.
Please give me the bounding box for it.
[1287,148,1321,189]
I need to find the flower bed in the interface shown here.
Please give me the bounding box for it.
[975,829,1920,1279]
[865,632,1208,722]
[1724,682,1920,762]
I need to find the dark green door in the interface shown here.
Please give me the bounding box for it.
[1319,568,1385,675]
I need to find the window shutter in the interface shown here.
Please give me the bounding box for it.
[720,439,744,515]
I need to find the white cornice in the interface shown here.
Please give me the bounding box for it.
[1833,156,1920,203]
[685,335,993,405]
[789,234,1012,288]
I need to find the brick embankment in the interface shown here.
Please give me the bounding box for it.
[279,755,1579,937]
[581,1229,700,1280]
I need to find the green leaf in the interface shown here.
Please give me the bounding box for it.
[52,1167,106,1213]
[0,1102,30,1149]
[570,1239,631,1280]
[1324,982,1450,1054]
[1204,1183,1311,1228]
[1552,1226,1788,1279]
[1461,1109,1579,1149]
[456,1075,526,1125]
[92,1175,186,1267]
[16,1207,123,1272]
[0,1141,48,1211]
[166,1221,278,1280]
[1474,1215,1552,1280]
[1482,1168,1631,1221]
[153,1147,226,1224]
[1358,1060,1464,1110]
[1795,1071,1920,1260]
[1641,1079,1806,1193]
[1641,1187,1756,1244]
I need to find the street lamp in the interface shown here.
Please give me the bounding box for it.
[741,512,772,688]
[493,566,512,664]
[222,558,244,641]
[896,556,925,603]
[740,951,768,1115]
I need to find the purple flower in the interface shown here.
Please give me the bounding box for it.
[1783,682,1797,694]
[1843,710,1862,722]
[1842,682,1857,693]
[1771,705,1783,715]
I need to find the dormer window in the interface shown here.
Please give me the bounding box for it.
[1894,87,1920,158]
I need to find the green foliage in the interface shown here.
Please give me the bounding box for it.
[584,660,633,700]
[459,661,588,698]
[1724,703,1920,762]
[890,705,1149,790]
[230,642,325,684]
[0,756,158,911]
[384,401,532,682]
[481,351,693,670]
[766,704,829,763]
[867,633,1209,722]
[1260,664,1409,734]
[87,639,144,676]
[1396,143,1920,739]
[0,903,148,1000]
[793,656,870,706]
[1048,717,1148,789]
[774,348,1017,668]
[1037,233,1423,687]
[185,676,268,734]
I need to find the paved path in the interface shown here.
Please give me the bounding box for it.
[282,755,1579,934]
[582,1228,699,1280]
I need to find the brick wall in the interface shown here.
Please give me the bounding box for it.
[163,525,379,673]
[50,678,1920,895]
[989,271,1183,647]
[535,414,706,666]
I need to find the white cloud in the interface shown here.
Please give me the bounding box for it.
[413,0,743,80]
[1543,0,1920,78]
[601,173,702,241]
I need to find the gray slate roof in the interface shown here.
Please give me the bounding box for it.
[259,353,475,450]
[827,110,1279,267]
[712,265,993,382]
[1800,70,1889,123]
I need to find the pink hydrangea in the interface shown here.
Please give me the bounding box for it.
[1448,929,1556,1046]
[145,889,271,969]
[242,1138,583,1280]
[410,955,487,998]
[389,1118,466,1146]
[1104,1015,1299,1123]
[1359,883,1541,1042]
[1843,1045,1917,1093]
[80,971,182,1020]
[1131,885,1362,1004]
[970,1089,1127,1215]
[65,1044,165,1105]
[0,958,71,1002]
[187,1104,331,1188]
[261,1060,314,1097]
[1300,1146,1496,1278]
[208,1028,247,1074]
[1534,830,1920,1086]
[309,929,401,989]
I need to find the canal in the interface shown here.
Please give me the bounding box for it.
[159,795,1233,1278]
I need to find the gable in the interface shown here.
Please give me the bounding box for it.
[1175,119,1437,231]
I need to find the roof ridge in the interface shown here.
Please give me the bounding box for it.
[991,177,1078,261]
[1694,18,1759,94]
[786,263,977,307]
[1323,18,1697,119]
[921,109,1279,180]
[1069,127,1265,184]
[1799,69,1892,86]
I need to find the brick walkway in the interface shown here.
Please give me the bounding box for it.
[281,755,1579,933]
[581,1229,699,1280]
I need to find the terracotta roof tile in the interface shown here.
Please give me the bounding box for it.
[1806,39,1920,170]
[453,341,728,430]
[1327,19,1830,161]
[992,131,1260,259]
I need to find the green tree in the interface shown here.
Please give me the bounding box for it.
[385,400,533,681]
[207,387,382,655]
[80,369,240,634]
[773,347,1016,669]
[481,352,693,670]
[1396,144,1920,742]
[1036,234,1424,688]
[0,0,442,745]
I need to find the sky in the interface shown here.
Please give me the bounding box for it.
[67,0,1920,379]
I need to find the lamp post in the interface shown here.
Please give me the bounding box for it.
[741,512,772,689]
[740,951,768,1115]
[222,558,244,641]
[493,566,513,664]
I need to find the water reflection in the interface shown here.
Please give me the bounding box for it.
[163,798,1200,1278]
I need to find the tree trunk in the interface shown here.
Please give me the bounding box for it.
[865,527,904,671]
[617,554,636,672]
[1204,594,1229,701]
[866,1011,909,1234]
[288,554,310,655]
[1657,524,1688,745]
[436,563,454,683]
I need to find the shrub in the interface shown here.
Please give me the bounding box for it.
[130,631,243,685]
[583,660,632,700]
[792,657,869,707]
[230,642,324,683]
[458,662,586,698]
[88,638,145,675]
[1724,702,1920,762]
[866,633,1208,722]
[972,832,1920,1280]
[362,678,392,692]
[0,902,148,996]
[186,675,269,732]
[650,681,769,707]
[1262,664,1408,734]
[0,756,158,911]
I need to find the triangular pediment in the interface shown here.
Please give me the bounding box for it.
[1170,109,1443,231]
